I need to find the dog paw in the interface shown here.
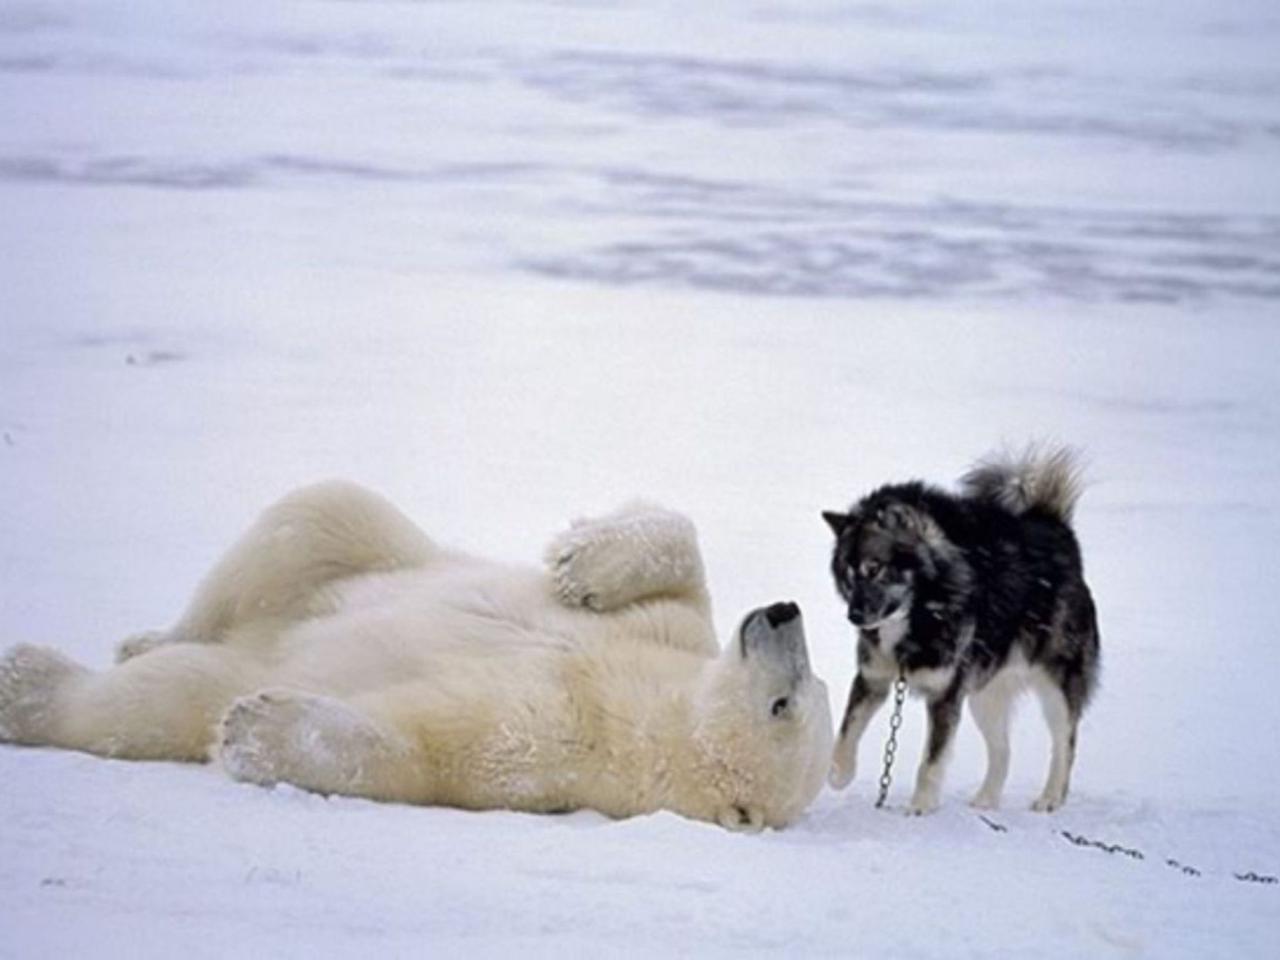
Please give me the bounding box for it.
[114,630,169,664]
[0,644,85,744]
[905,792,941,816]
[1031,792,1065,813]
[969,791,1002,811]
[828,755,856,790]
[218,688,389,793]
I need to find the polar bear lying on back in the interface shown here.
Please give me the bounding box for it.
[0,483,833,831]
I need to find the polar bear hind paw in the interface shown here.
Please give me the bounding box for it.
[114,630,170,663]
[0,644,86,744]
[218,688,394,795]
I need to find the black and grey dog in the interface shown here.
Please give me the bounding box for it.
[823,447,1099,814]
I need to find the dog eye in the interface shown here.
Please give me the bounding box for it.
[771,696,790,717]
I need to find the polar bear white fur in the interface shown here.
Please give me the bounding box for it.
[1,482,833,831]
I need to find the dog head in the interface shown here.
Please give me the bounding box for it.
[823,487,961,630]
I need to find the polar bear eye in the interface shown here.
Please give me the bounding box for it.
[771,696,790,718]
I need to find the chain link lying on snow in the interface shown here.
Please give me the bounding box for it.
[974,816,1276,885]
[874,669,909,809]
[1061,830,1144,860]
[1234,871,1279,885]
[870,671,1274,887]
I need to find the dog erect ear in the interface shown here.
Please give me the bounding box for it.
[822,511,850,535]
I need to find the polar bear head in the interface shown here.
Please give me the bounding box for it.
[689,602,833,831]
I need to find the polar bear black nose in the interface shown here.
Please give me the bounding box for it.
[764,601,800,628]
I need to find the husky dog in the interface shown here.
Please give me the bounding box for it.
[822,447,1099,814]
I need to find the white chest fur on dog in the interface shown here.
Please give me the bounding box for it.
[0,483,834,832]
[854,620,959,701]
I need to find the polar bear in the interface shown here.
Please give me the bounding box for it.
[0,482,833,831]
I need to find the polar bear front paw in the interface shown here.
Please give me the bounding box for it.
[547,537,616,611]
[547,535,611,611]
[0,644,85,744]
[219,689,394,795]
[545,503,702,612]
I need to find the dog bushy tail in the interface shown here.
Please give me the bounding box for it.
[959,445,1085,524]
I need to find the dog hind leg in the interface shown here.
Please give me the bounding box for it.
[968,670,1020,809]
[1030,671,1077,812]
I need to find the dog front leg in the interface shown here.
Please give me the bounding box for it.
[829,673,889,789]
[908,685,963,815]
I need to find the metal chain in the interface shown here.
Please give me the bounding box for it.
[1059,830,1278,884]
[875,668,909,809]
[978,817,1276,886]
[869,676,1278,888]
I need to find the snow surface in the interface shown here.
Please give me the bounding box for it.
[2,0,1279,956]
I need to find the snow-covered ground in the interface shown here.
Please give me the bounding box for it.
[2,1,1279,955]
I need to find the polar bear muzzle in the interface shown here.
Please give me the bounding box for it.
[738,601,811,687]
